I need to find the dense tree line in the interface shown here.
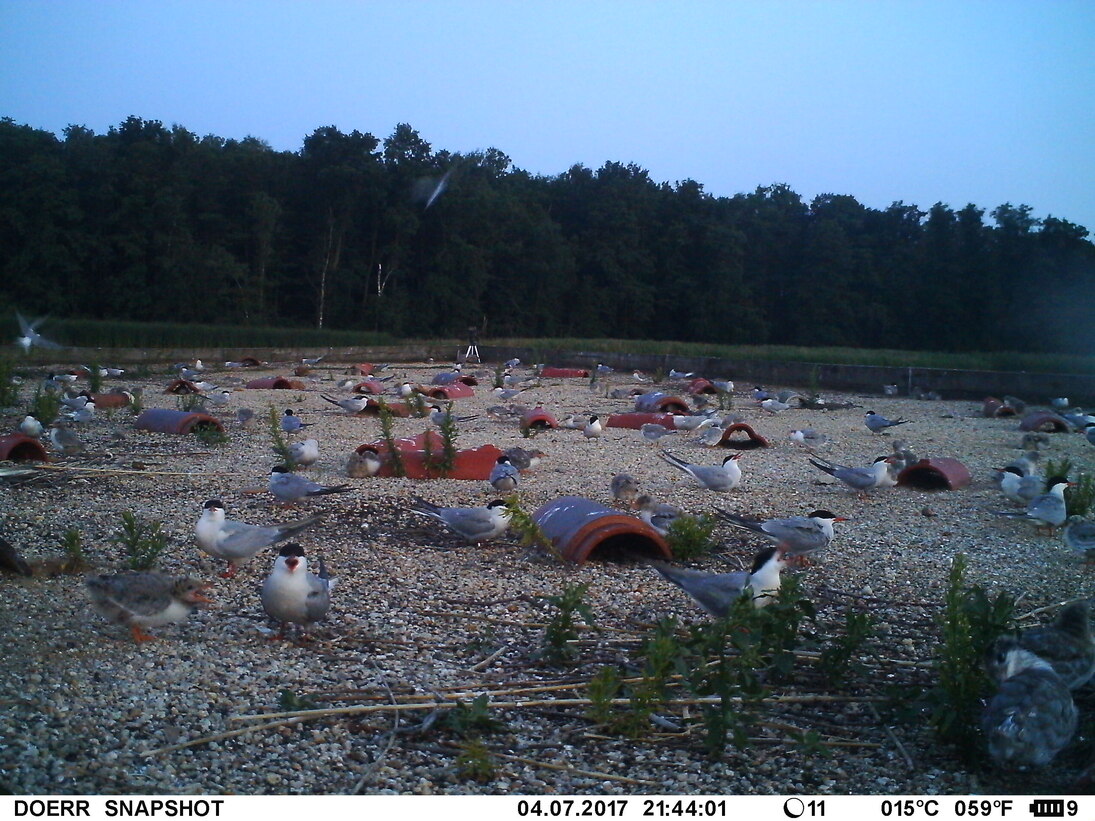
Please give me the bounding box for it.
[1,115,1091,352]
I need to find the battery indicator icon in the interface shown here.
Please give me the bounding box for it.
[1029,800,1065,817]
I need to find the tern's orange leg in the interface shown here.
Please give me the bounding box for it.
[130,624,156,642]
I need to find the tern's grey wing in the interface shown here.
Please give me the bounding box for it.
[648,505,683,531]
[835,467,876,490]
[271,473,321,498]
[305,576,331,621]
[764,518,827,551]
[698,466,735,490]
[216,521,283,556]
[491,464,520,482]
[444,508,498,540]
[653,563,748,618]
[1017,476,1043,501]
[1029,494,1066,523]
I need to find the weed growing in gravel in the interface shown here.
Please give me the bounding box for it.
[60,528,89,572]
[664,514,717,561]
[423,406,459,477]
[114,511,169,570]
[503,497,556,558]
[28,384,61,425]
[453,739,496,782]
[585,665,624,726]
[278,689,316,711]
[128,388,144,417]
[1066,473,1094,517]
[86,365,103,394]
[376,400,406,477]
[590,577,818,756]
[539,582,596,665]
[443,694,505,782]
[817,610,876,686]
[444,694,506,737]
[175,393,205,412]
[267,406,296,469]
[407,393,428,418]
[623,617,680,737]
[194,424,229,447]
[928,553,1015,764]
[492,361,507,389]
[0,357,19,407]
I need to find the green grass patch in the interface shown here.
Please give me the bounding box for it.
[487,337,1095,375]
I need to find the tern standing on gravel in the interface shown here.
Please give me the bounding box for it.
[659,451,742,491]
[261,543,332,638]
[195,499,323,577]
[864,410,910,434]
[719,509,845,563]
[651,546,787,616]
[488,455,520,493]
[410,497,511,543]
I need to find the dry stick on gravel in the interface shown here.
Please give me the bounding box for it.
[419,609,644,634]
[351,670,401,795]
[141,716,308,757]
[439,595,539,607]
[1016,598,1084,621]
[469,643,511,672]
[306,670,902,707]
[32,464,249,477]
[816,586,942,608]
[233,694,890,724]
[580,729,882,750]
[869,703,915,769]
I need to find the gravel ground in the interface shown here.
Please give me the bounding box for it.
[0,359,1092,795]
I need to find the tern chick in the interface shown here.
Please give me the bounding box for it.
[86,572,212,642]
[1016,601,1095,689]
[611,474,641,506]
[982,635,1077,768]
[1063,517,1095,565]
